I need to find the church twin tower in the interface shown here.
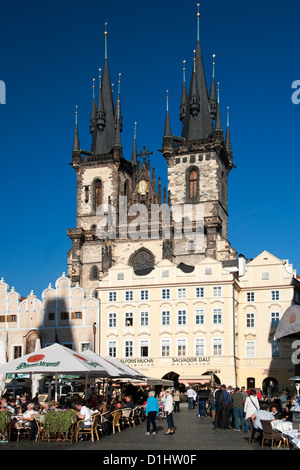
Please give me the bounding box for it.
[68,7,237,295]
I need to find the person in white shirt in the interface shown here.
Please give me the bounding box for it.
[164,389,175,435]
[75,401,93,429]
[186,387,195,410]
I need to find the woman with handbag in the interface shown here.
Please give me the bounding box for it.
[164,389,175,435]
[244,388,260,432]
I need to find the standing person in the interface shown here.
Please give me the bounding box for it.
[196,386,210,419]
[232,388,245,431]
[222,385,232,429]
[145,391,159,435]
[208,387,216,421]
[244,388,260,432]
[164,389,175,435]
[173,389,181,413]
[214,385,226,429]
[186,387,195,410]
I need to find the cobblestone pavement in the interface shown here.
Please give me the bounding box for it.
[1,404,290,452]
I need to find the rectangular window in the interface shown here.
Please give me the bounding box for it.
[48,312,55,321]
[140,290,149,301]
[108,291,117,302]
[246,292,255,302]
[271,290,280,301]
[7,315,17,322]
[177,339,186,357]
[195,338,205,356]
[161,340,170,357]
[140,311,149,327]
[125,340,133,357]
[212,338,223,356]
[60,311,69,320]
[213,308,222,324]
[246,312,255,328]
[271,340,280,358]
[161,288,170,300]
[177,288,187,299]
[271,312,280,328]
[13,346,22,359]
[246,341,255,358]
[80,343,91,352]
[177,310,187,326]
[125,291,134,302]
[195,287,205,298]
[125,312,134,327]
[161,310,171,326]
[140,341,149,357]
[108,341,117,357]
[195,309,205,325]
[71,312,82,319]
[212,286,222,298]
[108,312,117,328]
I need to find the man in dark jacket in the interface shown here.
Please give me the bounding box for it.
[214,385,226,429]
[196,386,210,418]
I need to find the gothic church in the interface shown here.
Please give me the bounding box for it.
[67,8,237,296]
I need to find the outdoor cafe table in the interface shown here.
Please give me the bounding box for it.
[281,429,300,449]
[271,420,293,433]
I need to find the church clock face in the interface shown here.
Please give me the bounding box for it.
[137,180,149,195]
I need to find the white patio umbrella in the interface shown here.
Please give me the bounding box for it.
[104,356,146,379]
[31,338,41,398]
[0,330,7,397]
[83,350,132,378]
[0,343,110,401]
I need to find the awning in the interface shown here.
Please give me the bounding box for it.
[274,305,300,340]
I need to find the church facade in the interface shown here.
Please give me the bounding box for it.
[67,8,237,298]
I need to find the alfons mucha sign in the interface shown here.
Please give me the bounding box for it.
[120,356,212,372]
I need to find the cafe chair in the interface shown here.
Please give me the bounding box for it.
[260,420,283,449]
[121,408,133,428]
[110,410,122,434]
[75,412,101,442]
[248,418,260,444]
[98,411,109,436]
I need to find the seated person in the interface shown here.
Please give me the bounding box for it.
[17,403,38,441]
[75,400,93,429]
[281,403,293,421]
[251,404,275,443]
[123,396,135,410]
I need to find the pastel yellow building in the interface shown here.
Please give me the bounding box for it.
[96,251,300,392]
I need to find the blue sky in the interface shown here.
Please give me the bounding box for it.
[0,0,299,297]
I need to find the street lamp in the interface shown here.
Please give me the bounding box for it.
[93,322,97,353]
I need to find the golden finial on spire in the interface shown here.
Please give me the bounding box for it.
[104,22,108,36]
[197,3,200,17]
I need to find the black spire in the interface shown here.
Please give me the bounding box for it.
[132,122,137,164]
[164,91,172,137]
[181,5,213,141]
[215,82,223,132]
[209,55,217,122]
[225,107,232,153]
[180,60,188,124]
[73,106,80,151]
[90,78,97,135]
[93,23,116,155]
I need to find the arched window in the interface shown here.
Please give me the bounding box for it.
[91,266,99,280]
[94,179,102,210]
[189,170,198,199]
